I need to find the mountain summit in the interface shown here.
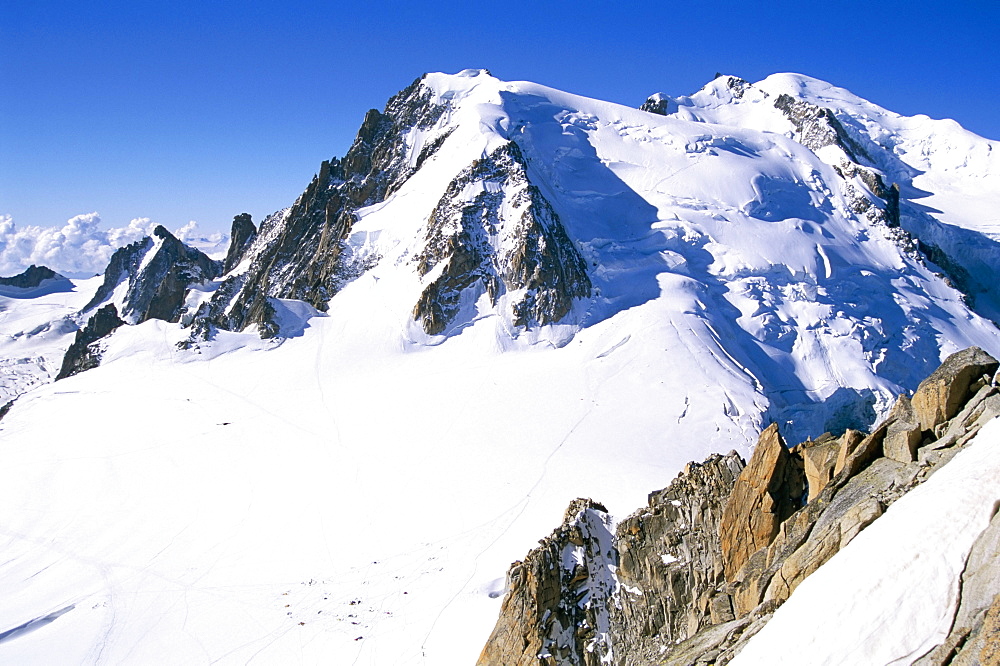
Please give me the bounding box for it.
[182,68,1000,442]
[0,70,999,664]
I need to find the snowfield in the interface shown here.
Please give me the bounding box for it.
[0,275,102,404]
[0,292,764,664]
[1,69,999,664]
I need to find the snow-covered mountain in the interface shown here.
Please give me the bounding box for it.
[1,69,999,664]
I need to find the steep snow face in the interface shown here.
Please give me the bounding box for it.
[673,72,1000,322]
[311,69,1000,440]
[0,70,999,665]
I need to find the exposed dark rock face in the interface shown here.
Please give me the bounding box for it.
[918,238,979,307]
[0,265,59,288]
[223,213,257,274]
[188,76,454,339]
[721,75,751,99]
[479,347,1000,665]
[60,227,221,375]
[83,225,221,325]
[477,499,617,666]
[413,141,591,334]
[773,93,904,231]
[774,93,870,164]
[639,93,670,115]
[610,453,745,663]
[56,304,126,380]
[82,237,153,313]
[769,82,997,323]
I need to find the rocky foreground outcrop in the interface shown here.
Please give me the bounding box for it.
[478,499,617,666]
[478,347,1000,665]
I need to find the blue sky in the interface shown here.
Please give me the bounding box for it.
[2,0,998,237]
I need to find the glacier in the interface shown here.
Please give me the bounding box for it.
[0,69,999,664]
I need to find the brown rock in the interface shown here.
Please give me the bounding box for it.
[800,435,841,501]
[833,424,886,481]
[831,429,865,477]
[763,497,882,607]
[478,349,1000,666]
[980,595,1000,666]
[719,425,804,581]
[611,452,745,662]
[911,347,999,433]
[477,498,615,666]
[883,395,923,463]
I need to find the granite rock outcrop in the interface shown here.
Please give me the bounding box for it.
[478,347,1000,665]
[477,499,616,666]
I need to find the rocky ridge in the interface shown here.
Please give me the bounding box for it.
[55,304,126,380]
[771,89,904,235]
[187,76,593,341]
[82,224,221,325]
[478,499,617,666]
[52,225,220,376]
[412,141,591,334]
[46,73,600,379]
[674,74,1000,323]
[0,265,61,289]
[478,347,1000,665]
[639,93,670,116]
[186,76,456,340]
[222,213,257,274]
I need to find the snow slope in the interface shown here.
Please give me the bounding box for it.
[0,276,101,404]
[673,73,1000,235]
[1,69,999,664]
[329,70,1000,441]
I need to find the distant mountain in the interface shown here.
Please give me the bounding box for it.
[0,70,999,664]
[166,69,1000,442]
[0,265,61,290]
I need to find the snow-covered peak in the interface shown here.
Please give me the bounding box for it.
[173,67,1000,444]
[3,69,1000,665]
[420,68,501,107]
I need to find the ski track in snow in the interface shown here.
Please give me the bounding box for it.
[420,408,593,662]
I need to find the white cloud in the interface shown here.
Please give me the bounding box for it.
[173,220,199,242]
[0,213,224,278]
